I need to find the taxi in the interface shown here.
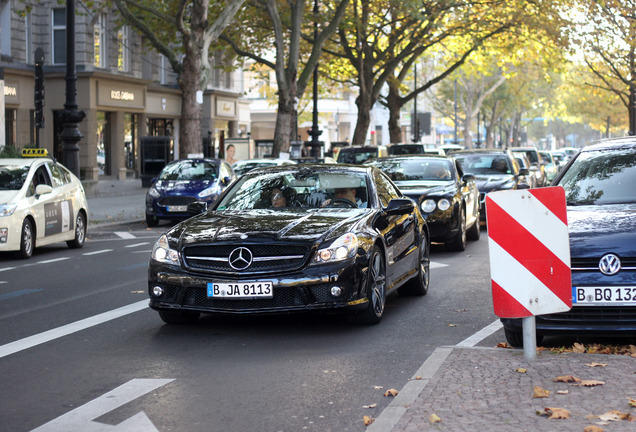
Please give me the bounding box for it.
[0,149,89,258]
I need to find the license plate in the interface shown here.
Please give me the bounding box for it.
[573,286,636,305]
[167,205,188,212]
[207,282,273,299]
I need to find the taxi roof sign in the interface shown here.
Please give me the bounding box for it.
[22,148,49,157]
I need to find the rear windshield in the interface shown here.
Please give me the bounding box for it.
[337,149,378,164]
[158,160,218,180]
[455,154,512,175]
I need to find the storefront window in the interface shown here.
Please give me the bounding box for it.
[4,109,16,149]
[124,114,137,170]
[97,112,109,176]
[148,119,173,137]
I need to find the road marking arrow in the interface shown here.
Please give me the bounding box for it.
[31,379,174,432]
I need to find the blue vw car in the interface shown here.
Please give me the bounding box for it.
[145,158,236,227]
[501,137,636,346]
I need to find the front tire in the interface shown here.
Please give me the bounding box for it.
[466,210,481,241]
[158,310,200,324]
[398,235,430,296]
[348,246,386,324]
[447,207,467,251]
[16,218,34,259]
[67,212,86,248]
[146,214,159,227]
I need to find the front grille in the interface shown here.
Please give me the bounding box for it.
[183,244,310,274]
[158,196,197,206]
[571,257,636,271]
[541,306,636,323]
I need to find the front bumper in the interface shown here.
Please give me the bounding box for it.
[148,260,369,315]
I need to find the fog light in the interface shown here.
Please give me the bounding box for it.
[152,286,164,297]
[0,228,7,243]
[330,286,342,297]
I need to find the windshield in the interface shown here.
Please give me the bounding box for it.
[388,145,424,155]
[232,162,275,176]
[368,159,455,181]
[337,149,378,164]
[158,160,218,181]
[216,170,369,210]
[556,148,636,205]
[455,155,512,175]
[0,165,30,190]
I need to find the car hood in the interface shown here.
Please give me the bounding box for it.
[171,209,369,246]
[568,204,636,258]
[473,174,515,193]
[393,181,455,196]
[154,179,216,194]
[0,191,19,204]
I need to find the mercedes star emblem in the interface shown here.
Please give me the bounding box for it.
[228,247,253,270]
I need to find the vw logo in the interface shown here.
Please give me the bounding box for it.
[599,253,621,276]
[228,247,253,270]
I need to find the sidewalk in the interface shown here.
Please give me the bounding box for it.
[370,345,636,431]
[85,179,148,226]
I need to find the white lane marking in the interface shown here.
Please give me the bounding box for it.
[125,242,150,248]
[430,261,447,269]
[132,250,152,254]
[455,319,503,347]
[0,300,147,359]
[38,257,70,264]
[32,378,174,432]
[0,267,16,272]
[115,231,136,239]
[83,249,113,256]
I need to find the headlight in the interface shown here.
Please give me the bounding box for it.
[313,233,358,264]
[148,187,161,198]
[198,185,219,198]
[151,234,180,265]
[0,203,18,217]
[421,199,436,213]
[438,199,451,211]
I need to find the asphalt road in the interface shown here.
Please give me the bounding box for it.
[0,223,499,432]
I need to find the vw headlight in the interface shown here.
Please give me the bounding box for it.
[0,203,18,217]
[148,187,161,198]
[313,233,358,264]
[421,199,436,213]
[151,234,180,265]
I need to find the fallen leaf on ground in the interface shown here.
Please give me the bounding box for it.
[556,390,569,394]
[363,415,375,426]
[586,362,608,367]
[573,342,586,353]
[598,410,634,421]
[429,413,442,424]
[573,380,605,387]
[362,404,377,409]
[533,386,551,398]
[584,426,605,432]
[454,309,469,312]
[554,375,581,383]
[496,342,512,349]
[540,407,571,419]
[515,368,527,373]
[448,323,457,327]
[374,386,384,389]
[384,388,399,397]
[628,397,636,407]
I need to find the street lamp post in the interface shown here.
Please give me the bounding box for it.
[60,0,86,177]
[307,0,322,157]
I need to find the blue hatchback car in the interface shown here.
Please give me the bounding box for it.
[145,158,236,227]
[501,137,636,346]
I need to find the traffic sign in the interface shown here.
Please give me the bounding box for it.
[486,187,572,318]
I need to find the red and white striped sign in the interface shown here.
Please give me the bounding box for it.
[486,187,572,318]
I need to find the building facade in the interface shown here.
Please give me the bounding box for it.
[0,0,248,184]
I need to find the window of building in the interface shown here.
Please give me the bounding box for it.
[4,109,17,149]
[0,1,10,56]
[25,11,32,63]
[117,26,129,72]
[159,55,167,84]
[52,8,66,65]
[94,13,107,68]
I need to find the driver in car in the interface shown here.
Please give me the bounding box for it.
[322,187,359,207]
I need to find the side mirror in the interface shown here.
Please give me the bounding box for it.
[187,200,209,216]
[461,173,475,182]
[35,184,53,197]
[517,183,531,190]
[386,198,415,216]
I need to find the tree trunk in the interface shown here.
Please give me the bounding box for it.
[178,50,203,158]
[386,85,404,143]
[352,94,374,145]
[272,94,294,157]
